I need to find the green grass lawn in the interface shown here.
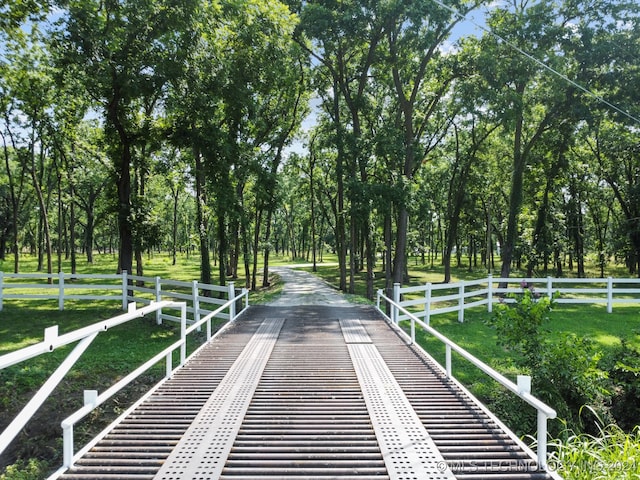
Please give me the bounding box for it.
[408,304,640,387]
[1,253,639,479]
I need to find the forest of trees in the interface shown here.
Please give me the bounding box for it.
[1,0,639,298]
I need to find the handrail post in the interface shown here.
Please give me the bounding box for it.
[165,352,172,379]
[155,276,162,324]
[410,316,415,345]
[121,270,128,310]
[63,423,74,468]
[180,303,187,365]
[445,344,452,378]
[424,283,431,326]
[487,274,493,313]
[192,280,201,333]
[393,283,400,324]
[228,282,236,320]
[458,282,465,323]
[59,272,65,311]
[537,410,548,470]
[607,276,613,313]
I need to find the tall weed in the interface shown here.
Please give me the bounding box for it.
[549,411,640,480]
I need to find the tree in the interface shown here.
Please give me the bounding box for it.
[1,29,57,275]
[477,0,578,282]
[56,0,198,275]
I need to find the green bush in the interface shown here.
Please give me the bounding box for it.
[600,341,640,431]
[0,459,51,480]
[487,285,610,434]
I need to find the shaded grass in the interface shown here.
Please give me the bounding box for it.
[0,253,285,477]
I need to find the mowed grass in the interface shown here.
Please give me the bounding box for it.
[0,252,291,476]
[306,260,640,391]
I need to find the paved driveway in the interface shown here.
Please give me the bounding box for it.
[267,266,350,306]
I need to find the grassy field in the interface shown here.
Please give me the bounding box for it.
[0,252,288,477]
[1,253,639,479]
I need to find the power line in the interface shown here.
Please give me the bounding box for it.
[432,0,640,125]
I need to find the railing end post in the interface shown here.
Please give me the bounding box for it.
[537,409,548,471]
[62,423,74,469]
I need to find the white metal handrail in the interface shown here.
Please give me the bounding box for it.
[376,289,557,471]
[0,301,182,458]
[0,284,250,474]
[58,290,249,471]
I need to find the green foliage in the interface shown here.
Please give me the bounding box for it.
[487,286,611,434]
[600,341,640,431]
[488,285,554,366]
[0,458,50,480]
[549,414,640,480]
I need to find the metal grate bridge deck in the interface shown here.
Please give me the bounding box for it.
[58,305,557,480]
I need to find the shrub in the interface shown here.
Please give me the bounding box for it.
[487,284,610,434]
[599,340,640,431]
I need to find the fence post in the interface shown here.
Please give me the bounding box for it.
[228,282,236,320]
[607,276,613,313]
[393,283,401,324]
[424,283,432,326]
[487,274,493,313]
[445,344,452,378]
[458,282,465,323]
[58,272,65,311]
[1,271,4,311]
[121,271,128,310]
[155,277,162,324]
[547,276,553,300]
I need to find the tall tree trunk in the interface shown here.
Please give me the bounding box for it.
[333,80,347,292]
[499,83,526,284]
[194,146,211,285]
[30,146,52,280]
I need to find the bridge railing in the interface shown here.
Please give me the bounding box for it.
[0,280,249,475]
[376,290,557,472]
[390,275,640,324]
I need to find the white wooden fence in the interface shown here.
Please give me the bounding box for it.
[0,271,247,324]
[384,275,640,324]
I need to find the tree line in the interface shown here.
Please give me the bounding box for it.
[1,0,639,297]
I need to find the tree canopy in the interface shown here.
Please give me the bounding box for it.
[1,0,639,288]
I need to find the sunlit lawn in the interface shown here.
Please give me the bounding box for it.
[304,258,640,390]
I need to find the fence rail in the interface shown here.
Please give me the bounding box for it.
[0,271,248,324]
[391,275,640,324]
[0,276,250,472]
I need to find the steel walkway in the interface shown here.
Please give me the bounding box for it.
[58,305,556,480]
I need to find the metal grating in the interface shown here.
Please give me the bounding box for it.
[153,318,284,480]
[56,305,556,480]
[344,317,455,480]
[362,317,556,480]
[339,318,373,344]
[220,315,389,479]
